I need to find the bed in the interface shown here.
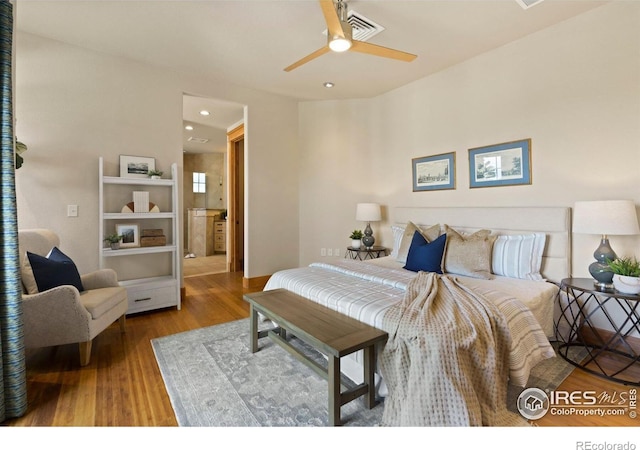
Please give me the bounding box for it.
[263,207,571,426]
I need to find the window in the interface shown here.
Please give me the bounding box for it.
[193,172,206,193]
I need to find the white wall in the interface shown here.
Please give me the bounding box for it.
[298,99,374,263]
[15,31,299,281]
[299,1,640,276]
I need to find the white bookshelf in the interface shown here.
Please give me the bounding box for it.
[99,157,181,314]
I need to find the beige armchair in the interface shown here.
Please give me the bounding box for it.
[18,229,128,366]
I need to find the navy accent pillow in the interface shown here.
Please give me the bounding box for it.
[27,247,85,293]
[403,232,447,273]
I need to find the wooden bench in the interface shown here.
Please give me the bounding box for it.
[243,288,388,426]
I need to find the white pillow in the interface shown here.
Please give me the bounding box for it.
[390,225,405,259]
[492,233,546,281]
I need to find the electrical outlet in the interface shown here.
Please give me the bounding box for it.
[67,204,78,217]
[321,248,327,257]
[334,248,340,257]
[327,248,333,257]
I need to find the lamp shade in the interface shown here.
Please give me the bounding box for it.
[356,203,381,222]
[573,200,640,235]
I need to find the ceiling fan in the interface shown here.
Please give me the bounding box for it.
[284,0,417,72]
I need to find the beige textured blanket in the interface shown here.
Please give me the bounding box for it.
[379,272,531,426]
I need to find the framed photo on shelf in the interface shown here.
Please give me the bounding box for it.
[119,155,156,178]
[116,223,140,248]
[412,152,456,192]
[468,139,531,188]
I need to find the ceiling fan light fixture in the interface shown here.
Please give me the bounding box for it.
[328,35,351,52]
[328,18,352,53]
[284,0,415,72]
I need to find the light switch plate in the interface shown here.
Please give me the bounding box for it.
[67,204,78,217]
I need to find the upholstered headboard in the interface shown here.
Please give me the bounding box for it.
[392,207,571,283]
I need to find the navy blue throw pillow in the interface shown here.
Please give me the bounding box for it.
[403,232,447,273]
[27,247,85,293]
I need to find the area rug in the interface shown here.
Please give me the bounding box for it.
[151,318,584,427]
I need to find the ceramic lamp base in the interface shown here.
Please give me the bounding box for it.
[589,237,616,289]
[589,261,614,289]
[362,222,375,249]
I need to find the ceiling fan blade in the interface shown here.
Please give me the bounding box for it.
[319,0,345,39]
[350,40,417,62]
[284,46,331,72]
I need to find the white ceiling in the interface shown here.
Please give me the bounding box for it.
[15,0,609,151]
[181,95,244,154]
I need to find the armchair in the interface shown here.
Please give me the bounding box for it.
[18,229,128,366]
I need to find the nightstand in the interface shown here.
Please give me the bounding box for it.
[345,246,388,261]
[555,277,640,386]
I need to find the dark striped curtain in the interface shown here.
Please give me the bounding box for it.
[0,0,27,422]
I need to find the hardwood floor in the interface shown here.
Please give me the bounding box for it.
[4,271,638,427]
[534,353,639,427]
[5,271,256,427]
[182,253,227,278]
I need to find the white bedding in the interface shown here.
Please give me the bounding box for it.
[267,256,557,337]
[368,256,557,337]
[263,257,557,396]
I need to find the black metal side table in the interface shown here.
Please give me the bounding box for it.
[344,246,388,261]
[555,277,640,386]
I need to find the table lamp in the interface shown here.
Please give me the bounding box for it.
[572,200,640,289]
[356,203,381,249]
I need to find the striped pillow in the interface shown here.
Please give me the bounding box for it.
[390,225,405,259]
[492,233,546,281]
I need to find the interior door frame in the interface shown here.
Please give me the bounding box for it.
[227,123,244,273]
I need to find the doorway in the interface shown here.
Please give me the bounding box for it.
[182,94,244,277]
[227,124,244,272]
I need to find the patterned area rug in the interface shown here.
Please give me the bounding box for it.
[151,318,583,427]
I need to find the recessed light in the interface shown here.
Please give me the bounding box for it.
[323,82,334,88]
[185,125,193,131]
[199,110,210,116]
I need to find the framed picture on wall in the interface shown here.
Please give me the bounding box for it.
[412,152,456,192]
[116,223,140,248]
[468,139,531,188]
[119,155,156,178]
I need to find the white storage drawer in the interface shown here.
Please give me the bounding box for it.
[125,282,177,314]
